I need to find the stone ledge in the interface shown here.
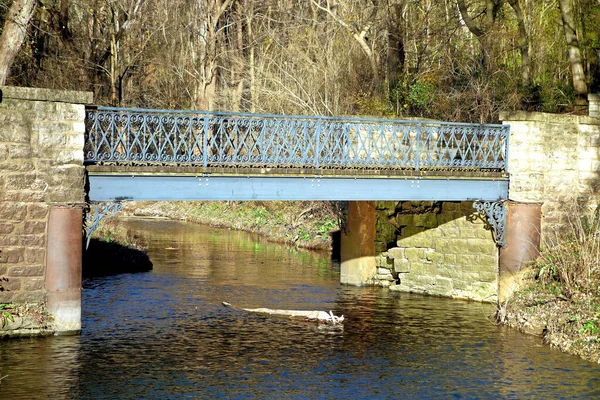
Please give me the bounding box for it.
[0,85,93,105]
[500,110,600,126]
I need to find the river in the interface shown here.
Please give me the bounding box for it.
[1,219,599,399]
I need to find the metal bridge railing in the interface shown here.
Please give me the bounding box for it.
[84,107,509,172]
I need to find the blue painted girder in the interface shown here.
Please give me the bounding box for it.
[88,174,508,202]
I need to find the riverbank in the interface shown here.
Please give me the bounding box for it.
[498,210,600,364]
[0,303,52,339]
[500,277,600,364]
[118,201,340,252]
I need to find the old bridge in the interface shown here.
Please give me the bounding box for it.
[85,106,509,204]
[2,86,599,335]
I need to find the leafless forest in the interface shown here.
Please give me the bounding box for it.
[0,0,598,122]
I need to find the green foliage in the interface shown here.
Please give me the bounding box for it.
[408,79,435,111]
[252,207,268,226]
[519,83,543,112]
[353,92,394,117]
[0,303,15,329]
[316,219,337,240]
[298,230,311,241]
[579,320,599,335]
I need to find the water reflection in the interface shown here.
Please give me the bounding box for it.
[0,219,599,399]
[0,335,81,399]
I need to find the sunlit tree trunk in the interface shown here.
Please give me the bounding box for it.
[192,0,235,110]
[557,0,588,102]
[0,0,37,85]
[246,0,256,112]
[456,0,488,70]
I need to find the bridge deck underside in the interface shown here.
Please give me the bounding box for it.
[87,166,508,202]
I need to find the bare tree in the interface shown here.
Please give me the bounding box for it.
[310,0,381,89]
[455,0,503,71]
[2,0,593,120]
[104,0,146,105]
[0,0,37,85]
[192,0,235,110]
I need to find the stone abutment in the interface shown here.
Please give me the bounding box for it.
[0,86,91,335]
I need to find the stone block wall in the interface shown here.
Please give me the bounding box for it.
[590,94,599,118]
[0,86,91,308]
[373,201,498,302]
[500,111,600,240]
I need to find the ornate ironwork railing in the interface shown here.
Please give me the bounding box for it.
[84,107,509,172]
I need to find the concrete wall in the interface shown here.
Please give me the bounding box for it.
[372,201,498,302]
[500,110,600,241]
[0,86,91,335]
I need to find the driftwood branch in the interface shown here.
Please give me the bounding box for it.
[222,302,344,325]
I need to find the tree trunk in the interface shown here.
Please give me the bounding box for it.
[110,33,119,105]
[456,0,489,70]
[59,0,72,42]
[456,0,484,38]
[193,0,235,110]
[0,0,37,85]
[230,1,245,112]
[507,0,530,86]
[354,31,380,88]
[246,0,256,112]
[558,0,588,102]
[310,0,380,90]
[388,3,406,114]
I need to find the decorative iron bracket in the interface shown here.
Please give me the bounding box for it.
[84,202,123,249]
[473,201,506,248]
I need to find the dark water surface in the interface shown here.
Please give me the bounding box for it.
[1,219,599,399]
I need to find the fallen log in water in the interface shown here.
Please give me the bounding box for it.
[222,302,344,325]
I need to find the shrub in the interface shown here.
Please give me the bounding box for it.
[535,205,600,297]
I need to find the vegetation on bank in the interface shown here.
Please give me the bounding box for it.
[0,302,51,338]
[0,303,15,328]
[119,200,341,251]
[500,206,600,364]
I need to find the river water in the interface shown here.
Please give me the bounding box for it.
[1,219,599,399]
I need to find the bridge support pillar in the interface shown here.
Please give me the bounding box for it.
[341,201,377,285]
[45,206,83,334]
[498,202,541,302]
